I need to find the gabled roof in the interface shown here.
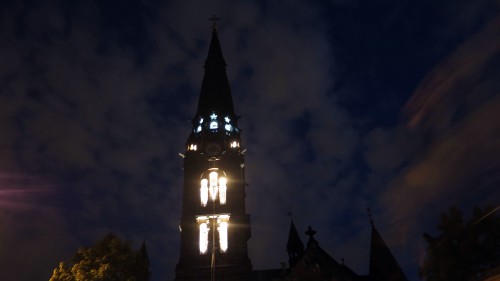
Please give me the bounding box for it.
[289,227,361,281]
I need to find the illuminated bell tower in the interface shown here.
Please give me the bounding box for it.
[175,23,252,281]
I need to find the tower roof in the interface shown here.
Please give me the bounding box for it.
[287,220,305,253]
[196,28,235,118]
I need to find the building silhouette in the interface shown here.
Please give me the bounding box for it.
[174,24,252,281]
[175,23,408,281]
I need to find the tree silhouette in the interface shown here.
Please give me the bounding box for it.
[419,206,500,281]
[50,233,150,281]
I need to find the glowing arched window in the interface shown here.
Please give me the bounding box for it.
[200,169,227,206]
[210,121,218,129]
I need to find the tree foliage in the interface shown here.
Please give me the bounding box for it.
[50,233,151,281]
[419,206,500,281]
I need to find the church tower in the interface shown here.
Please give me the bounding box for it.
[175,22,252,281]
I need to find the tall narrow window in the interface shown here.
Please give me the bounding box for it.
[199,222,209,254]
[219,221,228,252]
[209,172,218,201]
[200,179,208,206]
[219,177,227,204]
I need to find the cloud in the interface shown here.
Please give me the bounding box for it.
[370,15,500,275]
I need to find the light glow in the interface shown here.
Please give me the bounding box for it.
[196,125,202,133]
[210,121,218,129]
[188,144,197,151]
[225,124,232,131]
[230,141,239,148]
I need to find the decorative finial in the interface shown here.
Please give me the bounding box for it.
[209,15,221,30]
[367,207,374,226]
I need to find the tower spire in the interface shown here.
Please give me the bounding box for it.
[196,19,235,119]
[287,217,304,268]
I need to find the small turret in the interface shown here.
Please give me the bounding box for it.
[286,219,304,268]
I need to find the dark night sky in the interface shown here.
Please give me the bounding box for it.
[0,1,499,280]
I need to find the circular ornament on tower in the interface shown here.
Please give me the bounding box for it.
[205,142,222,156]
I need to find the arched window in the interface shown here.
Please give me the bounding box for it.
[200,168,227,206]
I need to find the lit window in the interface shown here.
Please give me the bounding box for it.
[225,124,232,131]
[210,121,218,129]
[197,214,229,254]
[200,179,208,206]
[200,169,228,205]
[210,113,217,120]
[230,141,239,148]
[196,125,202,133]
[199,222,209,254]
[219,221,228,252]
[209,172,218,201]
[219,177,227,205]
[188,144,197,151]
[224,116,230,123]
[199,118,204,124]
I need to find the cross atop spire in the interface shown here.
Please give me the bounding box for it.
[209,15,221,30]
[367,207,374,227]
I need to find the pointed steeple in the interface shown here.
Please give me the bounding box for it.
[367,209,408,281]
[137,240,151,280]
[196,25,235,118]
[287,219,304,267]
